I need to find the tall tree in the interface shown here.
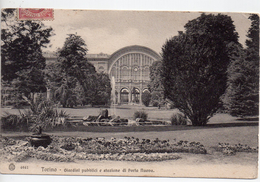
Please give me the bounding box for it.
[1,9,53,99]
[148,61,164,93]
[148,61,165,106]
[162,13,239,126]
[87,73,111,105]
[45,62,79,107]
[1,9,53,82]
[57,34,96,91]
[12,67,46,97]
[48,34,111,107]
[227,14,259,117]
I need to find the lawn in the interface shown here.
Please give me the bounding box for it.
[1,105,177,120]
[1,105,258,148]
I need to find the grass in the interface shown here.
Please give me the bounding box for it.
[1,105,258,148]
[1,105,177,120]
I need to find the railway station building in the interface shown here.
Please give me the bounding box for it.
[45,45,161,104]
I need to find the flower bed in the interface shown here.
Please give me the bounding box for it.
[51,136,207,155]
[0,136,207,162]
[216,143,258,156]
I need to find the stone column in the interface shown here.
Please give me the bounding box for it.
[118,89,121,104]
[129,87,132,103]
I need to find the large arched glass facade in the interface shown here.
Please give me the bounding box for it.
[109,53,155,82]
[107,45,161,104]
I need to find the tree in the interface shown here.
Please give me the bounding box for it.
[57,34,96,89]
[226,14,259,117]
[45,62,79,107]
[12,67,46,97]
[162,13,239,126]
[47,34,111,107]
[1,9,53,82]
[148,61,165,106]
[50,34,96,107]
[1,9,53,100]
[141,91,151,107]
[54,82,77,108]
[150,91,165,107]
[87,73,111,105]
[148,61,164,93]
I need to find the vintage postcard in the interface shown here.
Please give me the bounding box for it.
[0,9,259,179]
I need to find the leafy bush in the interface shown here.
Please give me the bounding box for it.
[133,110,148,121]
[141,91,151,107]
[29,107,69,132]
[150,91,164,107]
[170,112,188,125]
[1,112,28,131]
[1,95,69,132]
[165,99,175,109]
[152,101,159,107]
[57,110,69,118]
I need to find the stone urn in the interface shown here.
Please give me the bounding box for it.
[30,126,52,148]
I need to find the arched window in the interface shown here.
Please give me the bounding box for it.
[121,66,128,80]
[143,88,150,93]
[142,67,149,80]
[133,66,140,81]
[120,88,129,103]
[132,87,140,103]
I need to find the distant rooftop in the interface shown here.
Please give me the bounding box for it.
[87,52,110,58]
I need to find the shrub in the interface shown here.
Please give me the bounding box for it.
[152,101,159,107]
[141,91,151,107]
[150,91,164,107]
[1,95,70,132]
[1,112,28,130]
[165,99,175,109]
[170,112,187,125]
[133,110,148,121]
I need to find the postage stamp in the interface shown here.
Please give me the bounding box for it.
[0,9,259,179]
[18,8,54,20]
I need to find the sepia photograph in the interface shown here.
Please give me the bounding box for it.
[0,7,259,179]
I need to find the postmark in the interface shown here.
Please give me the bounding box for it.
[18,8,54,20]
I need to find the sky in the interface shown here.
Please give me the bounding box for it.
[43,10,252,55]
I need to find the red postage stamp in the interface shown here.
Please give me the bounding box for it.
[18,8,54,20]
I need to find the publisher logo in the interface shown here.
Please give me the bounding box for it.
[9,163,15,171]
